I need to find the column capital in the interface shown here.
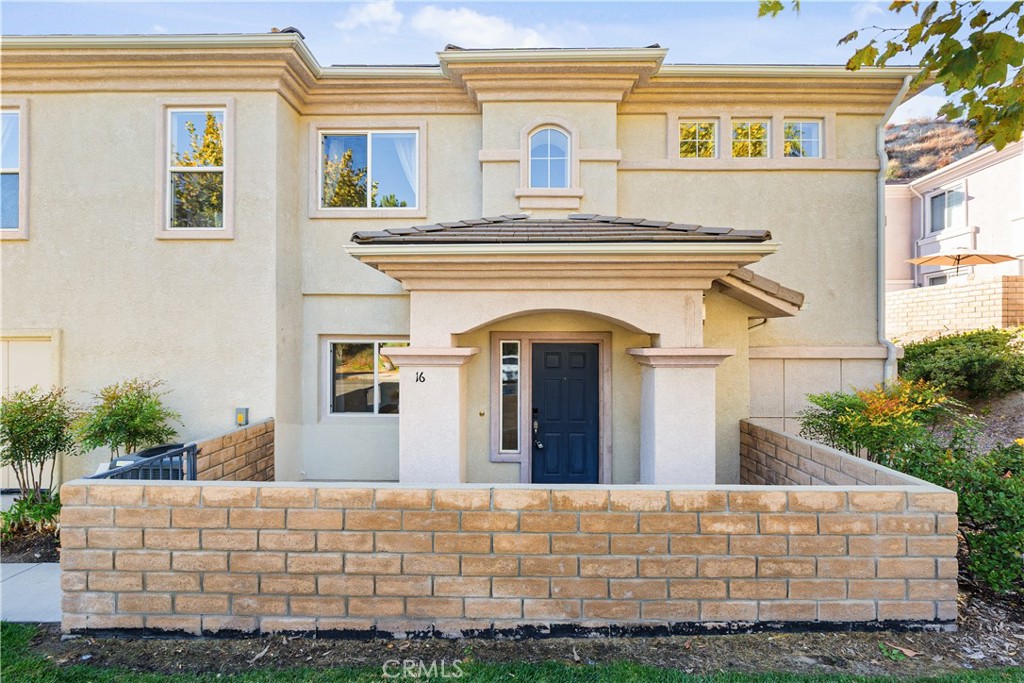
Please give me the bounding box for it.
[627,347,735,368]
[386,347,480,367]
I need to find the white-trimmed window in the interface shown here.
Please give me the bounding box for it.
[167,109,226,229]
[926,274,949,287]
[928,185,965,234]
[784,120,822,158]
[497,340,521,453]
[679,121,717,158]
[320,131,418,209]
[528,127,570,189]
[327,341,408,415]
[1,108,26,238]
[732,120,769,158]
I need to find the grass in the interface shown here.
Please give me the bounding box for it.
[2,623,1022,683]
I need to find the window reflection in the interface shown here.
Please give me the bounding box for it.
[500,341,520,451]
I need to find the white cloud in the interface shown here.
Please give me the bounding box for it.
[335,0,403,35]
[891,91,950,124]
[851,1,887,25]
[410,6,560,49]
[151,24,168,34]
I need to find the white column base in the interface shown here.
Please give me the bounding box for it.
[628,348,734,485]
[385,347,479,484]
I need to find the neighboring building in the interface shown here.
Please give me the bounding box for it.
[1,33,916,487]
[885,141,1024,340]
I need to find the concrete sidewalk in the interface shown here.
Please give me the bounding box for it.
[1,562,61,622]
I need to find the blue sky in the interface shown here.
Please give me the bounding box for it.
[2,1,968,122]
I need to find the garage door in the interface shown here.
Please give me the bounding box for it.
[1,338,56,491]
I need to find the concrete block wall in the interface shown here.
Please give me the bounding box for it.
[194,419,274,482]
[740,421,921,487]
[886,275,1024,342]
[60,472,958,635]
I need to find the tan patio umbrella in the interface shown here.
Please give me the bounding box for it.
[907,249,1020,275]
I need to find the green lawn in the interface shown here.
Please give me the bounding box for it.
[2,624,1021,683]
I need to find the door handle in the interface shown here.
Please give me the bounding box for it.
[532,419,544,450]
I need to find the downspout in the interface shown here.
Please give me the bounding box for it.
[877,75,913,381]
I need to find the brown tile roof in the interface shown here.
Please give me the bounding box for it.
[726,267,805,307]
[351,214,772,244]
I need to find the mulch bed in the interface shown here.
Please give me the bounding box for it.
[1,529,60,563]
[26,582,1023,678]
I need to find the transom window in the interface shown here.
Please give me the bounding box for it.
[1,111,20,231]
[329,341,408,414]
[320,131,418,209]
[732,121,769,158]
[784,120,822,158]
[679,121,717,158]
[529,127,570,189]
[929,186,965,233]
[167,109,225,229]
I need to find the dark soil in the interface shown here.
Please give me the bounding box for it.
[1,529,60,563]
[28,584,1023,678]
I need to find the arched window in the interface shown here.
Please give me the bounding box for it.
[529,128,570,189]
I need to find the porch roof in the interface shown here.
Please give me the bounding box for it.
[351,213,772,244]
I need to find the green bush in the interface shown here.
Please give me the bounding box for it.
[76,378,182,457]
[0,491,61,542]
[899,327,1024,399]
[800,380,1023,594]
[0,386,80,502]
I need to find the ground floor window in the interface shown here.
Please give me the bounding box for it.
[328,341,408,414]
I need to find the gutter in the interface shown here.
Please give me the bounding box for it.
[877,75,913,380]
[346,242,781,258]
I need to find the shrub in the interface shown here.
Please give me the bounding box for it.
[798,378,973,465]
[899,328,1024,399]
[0,386,80,502]
[0,491,61,542]
[76,378,182,457]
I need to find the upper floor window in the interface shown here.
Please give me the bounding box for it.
[1,111,21,232]
[529,127,570,189]
[168,109,225,229]
[784,120,822,158]
[928,185,965,233]
[320,131,418,209]
[679,121,717,158]
[731,120,769,158]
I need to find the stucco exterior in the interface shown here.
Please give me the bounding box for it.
[0,34,915,486]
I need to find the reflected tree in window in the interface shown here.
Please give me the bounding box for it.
[170,111,224,228]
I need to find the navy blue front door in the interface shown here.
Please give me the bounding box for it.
[531,343,600,484]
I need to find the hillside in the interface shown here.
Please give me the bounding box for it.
[885,118,978,182]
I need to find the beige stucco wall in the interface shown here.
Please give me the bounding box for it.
[0,91,280,481]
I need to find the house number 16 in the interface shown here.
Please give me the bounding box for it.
[415,372,425,383]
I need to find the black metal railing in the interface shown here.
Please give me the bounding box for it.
[88,443,198,481]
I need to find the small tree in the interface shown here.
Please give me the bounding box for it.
[76,379,182,458]
[0,386,80,502]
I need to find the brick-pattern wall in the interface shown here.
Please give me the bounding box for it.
[886,275,1024,342]
[60,476,958,636]
[740,421,924,487]
[194,419,274,482]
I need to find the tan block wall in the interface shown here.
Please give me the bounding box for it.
[886,276,1024,342]
[61,469,957,635]
[194,420,274,482]
[740,421,922,487]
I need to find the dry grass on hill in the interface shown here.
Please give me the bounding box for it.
[886,119,978,181]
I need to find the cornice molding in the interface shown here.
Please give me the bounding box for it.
[627,347,735,368]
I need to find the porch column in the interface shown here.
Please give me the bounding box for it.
[385,347,480,484]
[627,348,734,485]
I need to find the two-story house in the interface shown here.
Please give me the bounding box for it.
[0,33,918,488]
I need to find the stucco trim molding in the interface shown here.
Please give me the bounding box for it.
[627,347,735,368]
[749,345,903,360]
[385,347,480,367]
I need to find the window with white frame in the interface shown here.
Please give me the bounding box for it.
[320,131,418,209]
[167,109,225,229]
[928,185,965,233]
[784,120,822,158]
[1,111,21,231]
[731,120,769,158]
[328,341,408,415]
[678,121,717,158]
[498,340,521,452]
[529,127,570,189]
[926,274,948,287]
